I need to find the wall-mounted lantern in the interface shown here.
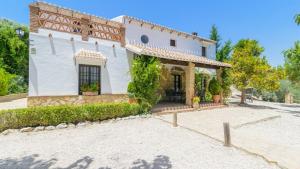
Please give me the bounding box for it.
[16,28,25,38]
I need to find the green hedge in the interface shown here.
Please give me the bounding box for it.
[0,102,141,132]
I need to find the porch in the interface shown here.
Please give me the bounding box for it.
[126,43,231,107]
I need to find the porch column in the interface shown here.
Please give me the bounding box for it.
[185,62,195,106]
[216,67,223,104]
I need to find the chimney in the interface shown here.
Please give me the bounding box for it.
[192,32,198,36]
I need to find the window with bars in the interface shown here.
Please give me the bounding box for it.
[78,64,101,94]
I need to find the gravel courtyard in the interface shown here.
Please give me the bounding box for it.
[0,117,279,169]
[158,100,300,169]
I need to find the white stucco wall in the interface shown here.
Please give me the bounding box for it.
[112,16,216,60]
[29,29,132,96]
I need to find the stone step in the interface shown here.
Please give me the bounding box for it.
[151,105,192,113]
[154,108,196,115]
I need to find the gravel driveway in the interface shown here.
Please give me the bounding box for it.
[0,117,278,169]
[158,101,300,169]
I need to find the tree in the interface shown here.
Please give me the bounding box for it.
[209,24,221,51]
[295,14,300,25]
[0,19,29,86]
[231,39,282,104]
[283,41,300,85]
[128,55,161,112]
[209,25,233,100]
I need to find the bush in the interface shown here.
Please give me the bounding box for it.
[8,75,28,94]
[192,96,200,103]
[208,77,221,95]
[0,102,141,132]
[128,55,161,112]
[205,91,212,102]
[0,68,13,96]
[262,92,278,102]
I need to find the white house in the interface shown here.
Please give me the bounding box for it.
[28,2,230,107]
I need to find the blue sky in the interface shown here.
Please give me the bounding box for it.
[1,0,299,66]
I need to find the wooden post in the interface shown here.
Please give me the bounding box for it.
[173,113,178,127]
[223,122,231,146]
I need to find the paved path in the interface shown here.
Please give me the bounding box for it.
[157,101,300,169]
[0,117,278,169]
[0,98,27,110]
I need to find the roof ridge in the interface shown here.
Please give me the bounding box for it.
[122,15,216,44]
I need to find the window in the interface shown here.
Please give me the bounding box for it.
[79,65,101,94]
[202,46,207,57]
[170,39,176,47]
[141,35,149,44]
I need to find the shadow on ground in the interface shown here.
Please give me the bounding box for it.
[280,104,300,108]
[131,155,172,169]
[230,100,300,114]
[0,154,172,169]
[0,154,93,169]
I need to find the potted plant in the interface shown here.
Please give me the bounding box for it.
[81,83,99,96]
[208,77,221,103]
[192,96,200,108]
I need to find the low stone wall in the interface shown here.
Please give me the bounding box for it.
[0,93,27,103]
[28,94,129,107]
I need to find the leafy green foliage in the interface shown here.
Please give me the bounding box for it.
[209,24,221,51]
[192,96,200,103]
[283,41,300,85]
[217,41,233,98]
[0,68,13,96]
[0,19,29,94]
[231,39,282,103]
[128,55,161,112]
[8,75,27,94]
[295,14,300,25]
[209,25,233,99]
[80,83,99,92]
[217,40,232,62]
[262,92,278,102]
[208,77,221,95]
[205,91,212,101]
[0,102,141,132]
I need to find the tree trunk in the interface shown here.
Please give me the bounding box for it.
[241,89,245,104]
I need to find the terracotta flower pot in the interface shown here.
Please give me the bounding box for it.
[82,92,98,96]
[212,95,220,103]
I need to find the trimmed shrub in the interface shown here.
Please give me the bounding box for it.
[0,102,141,132]
[208,77,221,95]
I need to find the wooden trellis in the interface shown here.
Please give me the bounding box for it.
[29,2,125,45]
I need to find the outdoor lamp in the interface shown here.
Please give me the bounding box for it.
[16,28,25,38]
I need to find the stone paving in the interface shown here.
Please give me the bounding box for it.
[157,101,300,169]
